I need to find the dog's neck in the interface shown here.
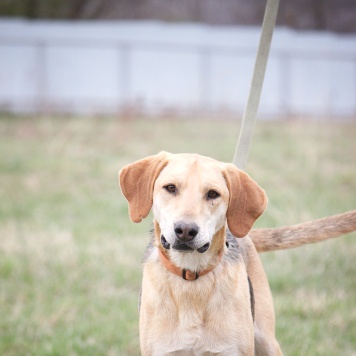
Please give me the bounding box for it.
[158,248,224,281]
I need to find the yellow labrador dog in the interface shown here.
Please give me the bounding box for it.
[119,152,355,356]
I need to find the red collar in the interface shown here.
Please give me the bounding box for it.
[158,248,224,281]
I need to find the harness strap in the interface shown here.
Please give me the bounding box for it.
[248,276,255,321]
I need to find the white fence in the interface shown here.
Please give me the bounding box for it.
[0,19,355,118]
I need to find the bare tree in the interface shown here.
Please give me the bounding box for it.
[311,0,325,30]
[0,0,354,33]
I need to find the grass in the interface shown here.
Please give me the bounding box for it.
[0,115,355,355]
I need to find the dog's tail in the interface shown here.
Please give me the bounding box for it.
[250,210,356,252]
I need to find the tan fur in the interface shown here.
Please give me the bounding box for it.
[119,152,355,356]
[250,210,356,252]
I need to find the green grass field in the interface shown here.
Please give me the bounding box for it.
[0,115,355,355]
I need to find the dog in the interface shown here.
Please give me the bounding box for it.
[119,151,356,356]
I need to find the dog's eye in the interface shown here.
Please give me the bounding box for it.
[207,190,220,200]
[164,184,176,194]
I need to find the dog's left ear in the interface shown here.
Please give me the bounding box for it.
[223,163,267,238]
[119,152,169,223]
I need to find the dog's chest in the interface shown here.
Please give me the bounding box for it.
[141,263,253,355]
[153,282,237,354]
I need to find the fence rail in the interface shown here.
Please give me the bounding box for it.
[1,23,355,118]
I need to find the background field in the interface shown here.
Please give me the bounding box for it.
[0,115,355,355]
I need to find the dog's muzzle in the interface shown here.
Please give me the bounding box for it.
[161,235,210,253]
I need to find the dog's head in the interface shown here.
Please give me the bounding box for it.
[119,152,267,254]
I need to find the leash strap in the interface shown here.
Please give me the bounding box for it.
[233,0,280,169]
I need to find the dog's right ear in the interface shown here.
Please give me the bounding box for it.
[119,152,169,223]
[223,163,267,238]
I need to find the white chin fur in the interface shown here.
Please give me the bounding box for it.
[169,249,213,272]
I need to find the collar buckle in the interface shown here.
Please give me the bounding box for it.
[182,269,199,281]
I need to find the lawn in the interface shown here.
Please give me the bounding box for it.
[0,115,355,355]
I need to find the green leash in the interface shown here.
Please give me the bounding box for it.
[233,0,280,169]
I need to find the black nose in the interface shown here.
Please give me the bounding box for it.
[174,221,199,242]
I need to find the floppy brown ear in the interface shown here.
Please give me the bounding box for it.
[119,152,169,223]
[223,163,267,238]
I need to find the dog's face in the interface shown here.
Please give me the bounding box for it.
[119,152,267,255]
[152,153,230,252]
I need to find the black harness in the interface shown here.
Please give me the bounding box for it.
[248,275,255,321]
[225,240,255,321]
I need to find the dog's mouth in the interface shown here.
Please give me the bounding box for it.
[161,235,210,254]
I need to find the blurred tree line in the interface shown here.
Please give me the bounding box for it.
[0,0,355,33]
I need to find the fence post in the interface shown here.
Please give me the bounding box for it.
[120,43,131,106]
[280,52,291,117]
[36,40,47,114]
[200,47,211,113]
